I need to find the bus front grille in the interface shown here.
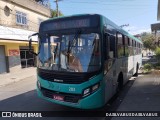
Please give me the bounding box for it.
[41,87,81,103]
[38,68,99,84]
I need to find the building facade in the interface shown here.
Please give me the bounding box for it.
[151,23,160,46]
[0,0,51,73]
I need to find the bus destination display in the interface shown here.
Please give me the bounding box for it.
[41,19,90,31]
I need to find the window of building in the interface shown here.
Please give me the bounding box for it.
[20,46,35,68]
[16,11,27,25]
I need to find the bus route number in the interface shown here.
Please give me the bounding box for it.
[69,87,75,92]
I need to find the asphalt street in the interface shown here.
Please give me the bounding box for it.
[0,75,106,120]
[0,74,130,120]
[0,72,160,120]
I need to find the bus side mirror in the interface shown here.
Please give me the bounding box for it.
[28,33,39,56]
[29,38,32,51]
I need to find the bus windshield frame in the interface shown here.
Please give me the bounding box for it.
[37,30,102,73]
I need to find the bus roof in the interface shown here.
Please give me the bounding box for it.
[99,14,142,44]
[43,14,142,44]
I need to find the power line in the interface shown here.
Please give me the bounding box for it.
[62,1,154,6]
[118,7,155,21]
[61,6,154,10]
[59,6,155,13]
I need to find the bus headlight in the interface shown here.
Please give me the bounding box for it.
[83,88,91,97]
[37,80,41,90]
[83,82,100,97]
[92,83,99,92]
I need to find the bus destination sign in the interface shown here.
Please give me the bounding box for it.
[41,19,90,31]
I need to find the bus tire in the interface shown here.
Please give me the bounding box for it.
[116,73,123,92]
[133,63,139,77]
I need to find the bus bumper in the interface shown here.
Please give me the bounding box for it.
[37,84,105,109]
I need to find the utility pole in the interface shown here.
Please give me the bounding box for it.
[54,0,62,17]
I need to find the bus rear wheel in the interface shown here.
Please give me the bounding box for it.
[133,63,139,77]
[116,73,123,92]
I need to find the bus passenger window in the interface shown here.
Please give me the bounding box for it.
[117,33,124,58]
[128,38,132,56]
[109,35,116,58]
[134,41,137,55]
[124,36,129,57]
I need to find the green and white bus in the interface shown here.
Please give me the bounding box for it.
[29,14,143,109]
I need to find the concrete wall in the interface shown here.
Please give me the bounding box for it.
[4,0,51,17]
[0,0,50,73]
[0,0,51,32]
[0,40,38,72]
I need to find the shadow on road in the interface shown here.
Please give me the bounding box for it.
[0,78,136,120]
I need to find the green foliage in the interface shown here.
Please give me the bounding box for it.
[141,32,148,37]
[51,9,63,17]
[155,47,160,63]
[143,63,152,72]
[156,66,160,70]
[153,62,160,70]
[141,33,155,51]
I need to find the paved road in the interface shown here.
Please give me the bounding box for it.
[0,74,132,120]
[111,72,160,120]
[0,76,107,120]
[2,74,157,120]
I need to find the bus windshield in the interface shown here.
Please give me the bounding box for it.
[38,33,101,72]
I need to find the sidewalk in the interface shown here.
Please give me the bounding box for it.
[0,67,36,87]
[111,71,160,120]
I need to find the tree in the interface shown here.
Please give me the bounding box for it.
[141,32,155,51]
[155,47,160,63]
[51,9,63,17]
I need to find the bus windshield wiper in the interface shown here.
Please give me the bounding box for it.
[54,43,58,63]
[67,30,81,63]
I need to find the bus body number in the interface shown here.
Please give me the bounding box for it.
[69,87,75,92]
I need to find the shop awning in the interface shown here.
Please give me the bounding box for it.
[0,26,38,41]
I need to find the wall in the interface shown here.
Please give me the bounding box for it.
[0,0,51,32]
[0,0,49,73]
[0,40,38,71]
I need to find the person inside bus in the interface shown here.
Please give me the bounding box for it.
[67,52,83,72]
[78,46,90,72]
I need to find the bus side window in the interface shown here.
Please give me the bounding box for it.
[109,35,116,58]
[104,34,116,59]
[124,36,129,57]
[117,32,124,58]
[128,38,133,56]
[104,34,109,60]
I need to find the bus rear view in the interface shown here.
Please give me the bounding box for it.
[36,14,104,109]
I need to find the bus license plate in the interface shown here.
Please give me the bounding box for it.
[53,95,64,101]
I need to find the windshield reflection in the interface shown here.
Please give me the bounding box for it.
[38,33,101,72]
